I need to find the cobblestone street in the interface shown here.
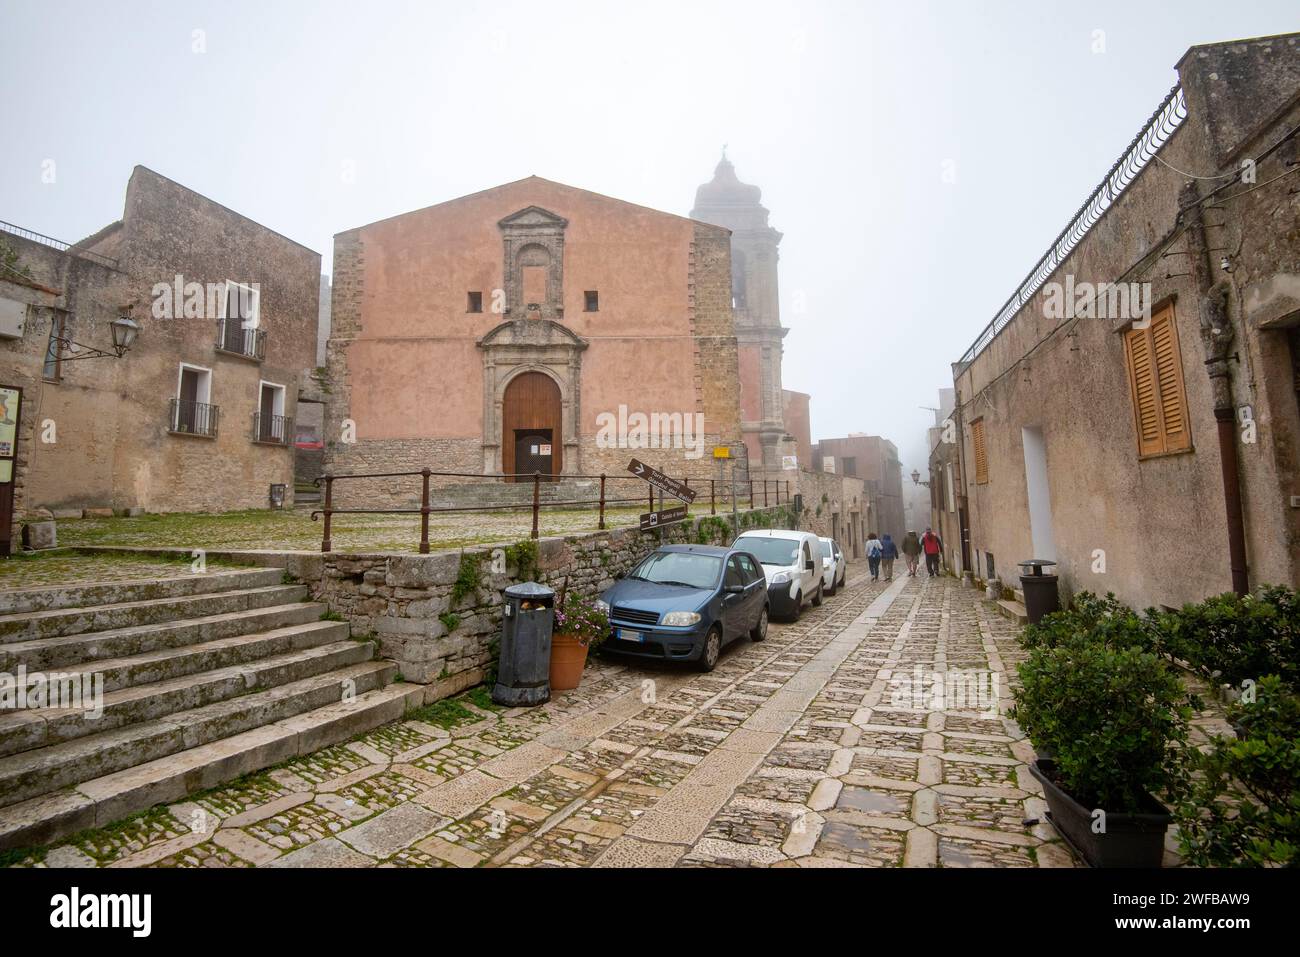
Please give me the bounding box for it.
[13,569,1093,869]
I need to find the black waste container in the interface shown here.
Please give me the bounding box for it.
[1018,559,1060,625]
[492,582,555,706]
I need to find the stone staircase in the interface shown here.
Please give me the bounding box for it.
[0,566,418,851]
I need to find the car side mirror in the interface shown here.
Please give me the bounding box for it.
[725,584,745,594]
[805,560,815,571]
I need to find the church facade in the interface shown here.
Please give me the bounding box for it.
[324,176,744,501]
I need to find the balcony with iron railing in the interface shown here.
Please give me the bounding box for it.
[252,411,293,446]
[168,398,219,438]
[215,317,267,361]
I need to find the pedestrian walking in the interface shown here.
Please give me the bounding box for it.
[922,527,943,577]
[865,532,882,581]
[880,533,899,581]
[901,530,922,577]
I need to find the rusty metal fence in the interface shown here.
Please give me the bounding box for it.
[310,469,791,553]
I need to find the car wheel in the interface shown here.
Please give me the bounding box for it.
[697,626,722,672]
[750,605,769,642]
[789,592,802,622]
[811,583,823,607]
[825,575,836,597]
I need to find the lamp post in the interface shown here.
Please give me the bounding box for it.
[54,314,140,361]
[911,468,929,488]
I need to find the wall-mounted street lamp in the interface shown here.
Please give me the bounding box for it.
[55,314,140,361]
[911,468,930,488]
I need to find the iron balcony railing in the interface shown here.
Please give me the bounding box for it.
[0,219,119,270]
[253,412,293,445]
[169,398,219,437]
[958,85,1188,365]
[215,317,267,360]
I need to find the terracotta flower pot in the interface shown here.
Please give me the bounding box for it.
[549,633,589,691]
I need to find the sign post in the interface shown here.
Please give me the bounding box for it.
[627,458,694,533]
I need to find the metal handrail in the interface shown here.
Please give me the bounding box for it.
[958,85,1187,365]
[309,467,792,553]
[0,219,119,269]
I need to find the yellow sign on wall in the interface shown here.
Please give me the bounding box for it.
[712,446,731,459]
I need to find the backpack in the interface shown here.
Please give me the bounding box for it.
[867,539,882,557]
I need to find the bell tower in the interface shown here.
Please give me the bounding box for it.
[690,151,788,470]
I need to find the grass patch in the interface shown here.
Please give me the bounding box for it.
[406,697,481,729]
[465,685,503,713]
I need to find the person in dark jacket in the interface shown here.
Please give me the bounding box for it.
[901,531,922,577]
[880,533,899,581]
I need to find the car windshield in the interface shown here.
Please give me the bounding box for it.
[626,551,722,589]
[734,537,801,566]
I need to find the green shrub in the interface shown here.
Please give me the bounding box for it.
[1175,675,1300,867]
[1021,591,1156,652]
[450,552,483,606]
[1011,641,1190,812]
[439,612,460,632]
[1151,586,1298,689]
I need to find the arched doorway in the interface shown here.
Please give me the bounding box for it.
[502,371,562,480]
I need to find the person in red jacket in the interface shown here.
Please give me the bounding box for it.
[921,528,943,577]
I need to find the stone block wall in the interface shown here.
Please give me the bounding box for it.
[309,505,789,685]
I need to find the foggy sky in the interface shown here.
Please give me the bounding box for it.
[2,0,1296,479]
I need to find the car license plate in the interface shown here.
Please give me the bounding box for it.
[618,628,644,643]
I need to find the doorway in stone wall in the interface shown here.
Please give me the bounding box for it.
[502,371,562,480]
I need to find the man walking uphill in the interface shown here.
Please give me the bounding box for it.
[922,527,943,577]
[901,531,922,577]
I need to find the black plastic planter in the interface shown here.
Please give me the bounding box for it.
[1029,759,1171,868]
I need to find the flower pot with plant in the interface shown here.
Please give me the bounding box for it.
[549,586,609,692]
[1011,640,1190,867]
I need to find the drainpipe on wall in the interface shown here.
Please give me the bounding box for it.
[1181,181,1249,595]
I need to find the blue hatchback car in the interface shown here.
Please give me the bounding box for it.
[598,544,769,672]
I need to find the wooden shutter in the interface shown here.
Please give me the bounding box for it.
[972,418,988,484]
[1150,308,1190,452]
[1124,305,1190,456]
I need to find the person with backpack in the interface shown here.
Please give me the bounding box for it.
[880,533,899,581]
[921,527,944,577]
[865,532,883,581]
[901,530,922,577]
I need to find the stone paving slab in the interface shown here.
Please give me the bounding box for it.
[15,566,1207,869]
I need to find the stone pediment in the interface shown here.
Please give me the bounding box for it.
[477,318,588,350]
[498,206,569,230]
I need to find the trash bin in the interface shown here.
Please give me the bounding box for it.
[492,582,555,707]
[1018,559,1060,625]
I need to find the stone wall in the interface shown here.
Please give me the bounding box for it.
[308,505,790,685]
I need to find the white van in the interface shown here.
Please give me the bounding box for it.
[731,529,825,621]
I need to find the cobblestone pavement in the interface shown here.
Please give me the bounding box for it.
[13,571,1099,868]
[0,552,236,590]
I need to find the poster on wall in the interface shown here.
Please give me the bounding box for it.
[0,386,19,484]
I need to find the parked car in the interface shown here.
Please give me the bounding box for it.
[598,544,769,672]
[731,529,824,621]
[819,536,847,596]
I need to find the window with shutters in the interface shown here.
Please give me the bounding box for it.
[972,417,988,484]
[1123,305,1191,457]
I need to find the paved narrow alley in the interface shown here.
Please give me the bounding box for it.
[16,570,1077,869]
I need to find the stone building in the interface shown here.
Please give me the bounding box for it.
[324,177,741,502]
[782,388,813,469]
[690,154,789,470]
[948,33,1300,609]
[0,166,320,528]
[814,434,905,540]
[925,388,965,575]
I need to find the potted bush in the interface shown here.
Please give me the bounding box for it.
[549,590,609,692]
[1011,640,1190,867]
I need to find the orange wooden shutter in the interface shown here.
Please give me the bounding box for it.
[1125,324,1164,456]
[1150,308,1191,452]
[972,418,988,484]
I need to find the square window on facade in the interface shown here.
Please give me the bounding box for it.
[467,291,483,313]
[584,290,599,312]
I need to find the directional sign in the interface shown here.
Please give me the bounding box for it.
[639,504,689,531]
[627,458,698,504]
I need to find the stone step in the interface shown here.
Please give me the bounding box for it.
[0,660,396,809]
[0,682,421,851]
[996,598,1029,625]
[0,638,373,758]
[0,602,327,673]
[0,583,309,644]
[0,567,285,617]
[40,619,351,694]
